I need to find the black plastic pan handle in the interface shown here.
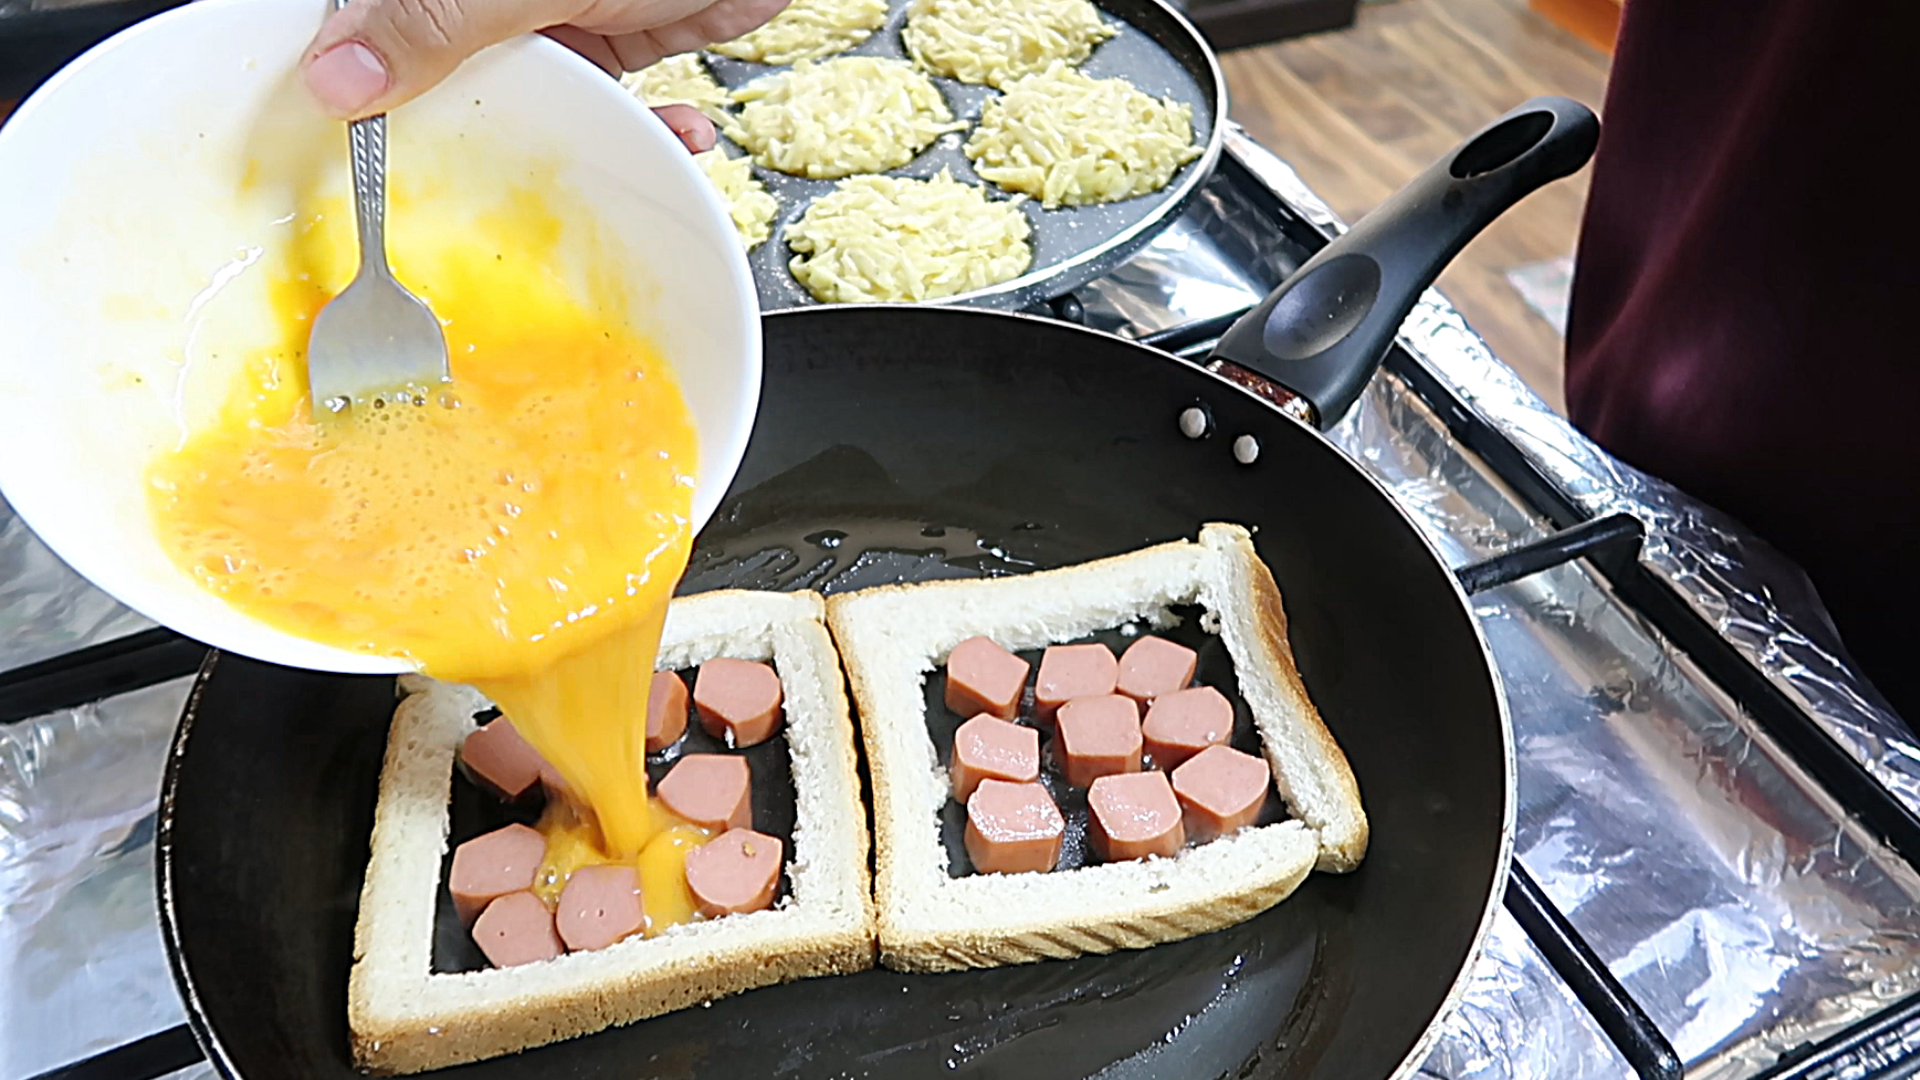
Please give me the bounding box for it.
[1208,96,1600,429]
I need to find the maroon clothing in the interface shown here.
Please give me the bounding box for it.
[1565,0,1920,720]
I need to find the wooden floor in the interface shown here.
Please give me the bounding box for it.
[1220,0,1610,412]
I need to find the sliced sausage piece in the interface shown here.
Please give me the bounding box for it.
[1115,635,1199,705]
[471,890,565,967]
[684,827,784,917]
[1054,694,1142,789]
[1034,643,1119,722]
[963,778,1064,874]
[949,714,1040,802]
[555,862,647,952]
[1140,686,1235,769]
[1088,771,1186,862]
[646,671,690,753]
[693,658,785,748]
[944,636,1030,720]
[460,715,548,801]
[1171,744,1272,841]
[655,753,752,833]
[448,822,549,925]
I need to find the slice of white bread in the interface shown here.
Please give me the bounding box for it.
[823,522,1365,973]
[348,589,876,1074]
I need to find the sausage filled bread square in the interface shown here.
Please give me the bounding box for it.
[348,589,876,1074]
[824,523,1365,973]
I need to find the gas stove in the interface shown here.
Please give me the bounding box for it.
[7,126,1920,1080]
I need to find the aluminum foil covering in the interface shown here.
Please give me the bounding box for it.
[0,678,192,1079]
[5,122,1920,1080]
[1347,381,1920,1080]
[1,493,152,671]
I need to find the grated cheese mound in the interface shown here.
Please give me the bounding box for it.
[785,170,1033,303]
[726,57,965,180]
[902,0,1117,88]
[693,148,780,251]
[710,0,892,64]
[964,62,1203,208]
[621,54,731,125]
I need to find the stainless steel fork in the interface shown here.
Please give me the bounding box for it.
[304,14,448,413]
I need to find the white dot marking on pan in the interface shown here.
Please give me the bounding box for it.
[1178,407,1209,439]
[1233,435,1260,464]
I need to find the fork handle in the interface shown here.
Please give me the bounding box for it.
[332,0,389,271]
[346,114,389,273]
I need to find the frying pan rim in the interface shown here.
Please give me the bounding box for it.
[156,649,246,1080]
[759,0,1229,313]
[151,304,1517,1080]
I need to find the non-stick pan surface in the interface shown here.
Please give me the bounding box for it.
[159,99,1601,1079]
[159,306,1509,1080]
[709,0,1224,312]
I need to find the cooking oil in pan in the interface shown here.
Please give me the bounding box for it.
[682,517,1044,595]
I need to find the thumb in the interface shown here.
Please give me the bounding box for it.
[302,0,580,120]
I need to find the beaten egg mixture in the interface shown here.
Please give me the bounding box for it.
[148,181,709,927]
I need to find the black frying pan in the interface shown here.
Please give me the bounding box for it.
[159,97,1599,1080]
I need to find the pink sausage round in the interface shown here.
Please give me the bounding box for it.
[944,636,1030,720]
[1033,643,1118,723]
[556,863,647,952]
[1088,771,1186,862]
[448,822,548,925]
[684,828,784,917]
[694,658,785,748]
[1171,744,1272,841]
[1141,686,1235,770]
[460,716,548,801]
[950,713,1041,802]
[963,778,1064,875]
[655,753,753,833]
[1115,635,1198,705]
[471,890,564,968]
[646,671,690,754]
[1054,694,1142,789]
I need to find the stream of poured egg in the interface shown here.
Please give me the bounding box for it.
[147,177,701,874]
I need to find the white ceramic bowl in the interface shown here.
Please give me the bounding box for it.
[0,0,762,674]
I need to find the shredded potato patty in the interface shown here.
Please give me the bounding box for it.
[710,0,892,64]
[785,170,1033,303]
[622,55,731,125]
[965,62,1203,208]
[902,0,1117,87]
[693,149,780,251]
[726,57,965,179]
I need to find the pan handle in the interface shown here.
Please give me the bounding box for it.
[1207,96,1599,429]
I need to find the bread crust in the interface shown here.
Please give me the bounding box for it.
[347,589,875,1074]
[1208,524,1369,871]
[824,523,1365,973]
[875,826,1318,972]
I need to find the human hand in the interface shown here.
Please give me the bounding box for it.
[300,0,791,147]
